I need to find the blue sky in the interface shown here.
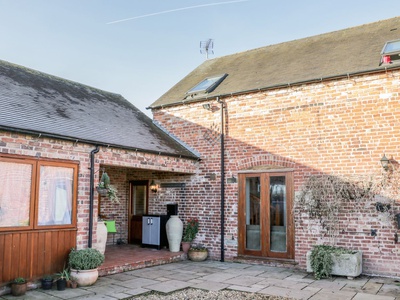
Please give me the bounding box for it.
[1,1,400,117]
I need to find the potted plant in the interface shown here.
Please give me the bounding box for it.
[41,275,53,290]
[182,217,198,254]
[56,268,69,291]
[97,172,119,203]
[306,245,362,279]
[68,248,105,286]
[187,244,208,262]
[11,277,27,296]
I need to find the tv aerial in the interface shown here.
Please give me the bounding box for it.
[200,39,214,59]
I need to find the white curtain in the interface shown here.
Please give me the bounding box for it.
[38,166,73,226]
[0,161,32,227]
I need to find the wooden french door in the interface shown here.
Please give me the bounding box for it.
[238,171,294,259]
[128,180,149,244]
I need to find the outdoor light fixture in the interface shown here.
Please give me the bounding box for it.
[202,103,212,110]
[380,154,390,171]
[150,180,158,193]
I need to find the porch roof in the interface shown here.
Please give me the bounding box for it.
[0,60,198,160]
[149,16,400,109]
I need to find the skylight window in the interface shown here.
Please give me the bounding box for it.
[380,39,400,65]
[186,74,227,95]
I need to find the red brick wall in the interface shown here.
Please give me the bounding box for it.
[0,131,197,248]
[152,70,400,277]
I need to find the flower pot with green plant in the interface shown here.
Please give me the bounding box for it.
[188,244,208,261]
[182,217,199,253]
[41,275,53,290]
[56,268,69,291]
[11,277,27,296]
[68,248,105,286]
[97,171,119,203]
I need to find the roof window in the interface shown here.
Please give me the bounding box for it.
[380,39,400,65]
[186,74,227,95]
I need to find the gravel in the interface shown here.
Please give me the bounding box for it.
[130,288,292,299]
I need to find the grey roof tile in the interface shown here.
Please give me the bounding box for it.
[150,16,400,108]
[0,60,198,159]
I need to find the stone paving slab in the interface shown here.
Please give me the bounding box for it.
[308,279,347,290]
[144,279,192,293]
[353,293,396,300]
[378,283,400,297]
[126,269,173,279]
[227,284,264,293]
[190,281,230,291]
[224,275,266,286]
[117,287,150,297]
[114,277,159,289]
[199,272,239,282]
[362,281,384,294]
[84,283,128,295]
[308,289,356,300]
[259,285,316,300]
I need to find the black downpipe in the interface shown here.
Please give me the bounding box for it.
[218,97,225,262]
[89,145,100,248]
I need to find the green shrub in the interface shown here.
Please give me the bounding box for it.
[310,245,355,280]
[68,248,104,270]
[13,277,26,284]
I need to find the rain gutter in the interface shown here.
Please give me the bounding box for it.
[88,145,100,248]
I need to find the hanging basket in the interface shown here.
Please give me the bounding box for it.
[96,187,108,196]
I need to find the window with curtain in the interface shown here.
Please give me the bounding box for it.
[0,160,33,228]
[38,166,74,226]
[0,155,78,231]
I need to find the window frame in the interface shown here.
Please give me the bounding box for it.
[0,154,78,232]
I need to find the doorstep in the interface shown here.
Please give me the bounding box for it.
[233,255,298,268]
[98,244,186,276]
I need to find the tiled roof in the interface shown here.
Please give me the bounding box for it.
[0,60,198,159]
[150,16,400,108]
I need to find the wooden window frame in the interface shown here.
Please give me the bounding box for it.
[0,154,78,232]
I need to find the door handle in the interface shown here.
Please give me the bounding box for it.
[150,218,153,225]
[147,218,150,225]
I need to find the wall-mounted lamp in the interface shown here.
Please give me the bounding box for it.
[150,180,158,193]
[380,154,390,171]
[202,103,212,111]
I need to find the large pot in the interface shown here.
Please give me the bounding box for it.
[11,283,27,296]
[166,215,183,252]
[70,268,99,287]
[93,221,108,255]
[188,249,208,262]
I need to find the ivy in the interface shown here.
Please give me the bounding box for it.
[310,245,354,280]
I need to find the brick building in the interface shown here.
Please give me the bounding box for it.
[1,16,400,283]
[148,17,400,277]
[0,60,199,283]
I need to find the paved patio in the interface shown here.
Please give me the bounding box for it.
[1,260,399,299]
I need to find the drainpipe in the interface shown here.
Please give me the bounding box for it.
[89,145,100,248]
[217,97,225,262]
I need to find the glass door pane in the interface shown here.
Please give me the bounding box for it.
[269,176,286,252]
[132,185,146,215]
[245,176,261,250]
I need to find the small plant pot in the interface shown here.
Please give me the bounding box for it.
[181,242,191,254]
[41,278,53,290]
[57,279,67,291]
[96,187,108,196]
[11,282,27,296]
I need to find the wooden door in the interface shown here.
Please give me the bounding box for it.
[128,181,148,244]
[238,171,294,259]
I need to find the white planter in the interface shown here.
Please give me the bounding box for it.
[166,215,183,252]
[306,250,362,279]
[70,268,99,286]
